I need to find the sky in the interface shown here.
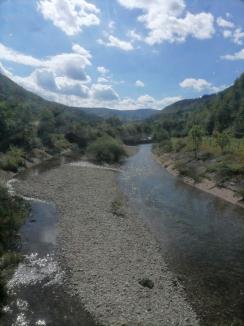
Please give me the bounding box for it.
[0,0,244,110]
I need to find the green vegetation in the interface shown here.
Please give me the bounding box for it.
[151,73,244,139]
[0,73,151,172]
[188,125,203,159]
[0,186,27,310]
[151,72,244,197]
[87,135,126,164]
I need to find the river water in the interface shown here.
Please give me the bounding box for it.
[118,144,244,326]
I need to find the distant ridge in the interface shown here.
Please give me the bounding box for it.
[0,73,159,121]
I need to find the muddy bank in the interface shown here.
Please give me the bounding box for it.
[13,163,198,325]
[155,153,244,208]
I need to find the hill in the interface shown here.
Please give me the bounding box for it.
[152,72,244,138]
[79,107,159,121]
[0,73,158,122]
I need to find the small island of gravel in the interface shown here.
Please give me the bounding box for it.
[14,163,199,326]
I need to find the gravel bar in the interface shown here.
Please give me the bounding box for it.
[14,163,199,326]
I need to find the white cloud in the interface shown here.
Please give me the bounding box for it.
[180,78,225,93]
[98,35,134,51]
[0,62,13,78]
[223,30,232,38]
[117,0,215,45]
[0,42,42,66]
[91,83,120,101]
[232,28,244,45]
[97,66,109,75]
[0,42,182,111]
[37,0,100,35]
[97,77,109,83]
[221,49,244,61]
[32,69,58,91]
[127,29,142,41]
[0,42,92,83]
[56,77,90,97]
[108,21,115,31]
[217,17,234,29]
[135,80,145,87]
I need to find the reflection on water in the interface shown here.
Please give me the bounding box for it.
[2,197,96,325]
[119,144,244,326]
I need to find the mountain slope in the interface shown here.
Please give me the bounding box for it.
[0,73,158,121]
[152,73,244,137]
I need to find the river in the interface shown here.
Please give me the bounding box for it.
[119,144,244,326]
[2,144,244,325]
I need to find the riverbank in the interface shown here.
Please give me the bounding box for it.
[12,162,199,325]
[154,152,244,208]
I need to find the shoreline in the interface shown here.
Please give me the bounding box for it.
[154,154,244,209]
[12,162,199,325]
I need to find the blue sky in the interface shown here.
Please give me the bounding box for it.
[0,0,244,110]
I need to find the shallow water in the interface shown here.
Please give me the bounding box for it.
[119,144,244,326]
[2,178,97,325]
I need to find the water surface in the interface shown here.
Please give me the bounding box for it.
[119,144,244,326]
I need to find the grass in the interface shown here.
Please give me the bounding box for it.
[0,185,28,313]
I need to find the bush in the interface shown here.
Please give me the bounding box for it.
[158,139,173,153]
[174,161,201,182]
[87,135,127,164]
[173,138,187,152]
[0,146,25,172]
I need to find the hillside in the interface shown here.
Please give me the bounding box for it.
[0,73,158,121]
[153,72,244,138]
[79,107,159,121]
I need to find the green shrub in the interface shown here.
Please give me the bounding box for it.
[174,138,187,152]
[158,139,173,153]
[174,161,201,182]
[87,135,127,164]
[0,146,25,172]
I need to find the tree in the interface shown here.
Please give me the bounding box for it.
[214,131,230,153]
[189,125,203,159]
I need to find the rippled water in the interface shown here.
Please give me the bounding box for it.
[2,191,96,325]
[119,144,244,326]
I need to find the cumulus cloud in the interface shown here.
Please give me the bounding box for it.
[97,66,109,74]
[91,84,120,101]
[0,42,42,66]
[216,16,244,45]
[135,80,145,87]
[32,69,58,91]
[117,0,215,45]
[37,0,100,35]
[127,30,142,41]
[217,17,234,29]
[221,49,244,61]
[56,77,90,97]
[98,35,134,51]
[180,78,225,93]
[0,42,92,83]
[97,77,109,83]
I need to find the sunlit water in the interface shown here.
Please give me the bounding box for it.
[119,144,244,326]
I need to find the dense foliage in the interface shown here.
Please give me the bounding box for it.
[87,135,126,163]
[150,73,244,139]
[0,73,151,170]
